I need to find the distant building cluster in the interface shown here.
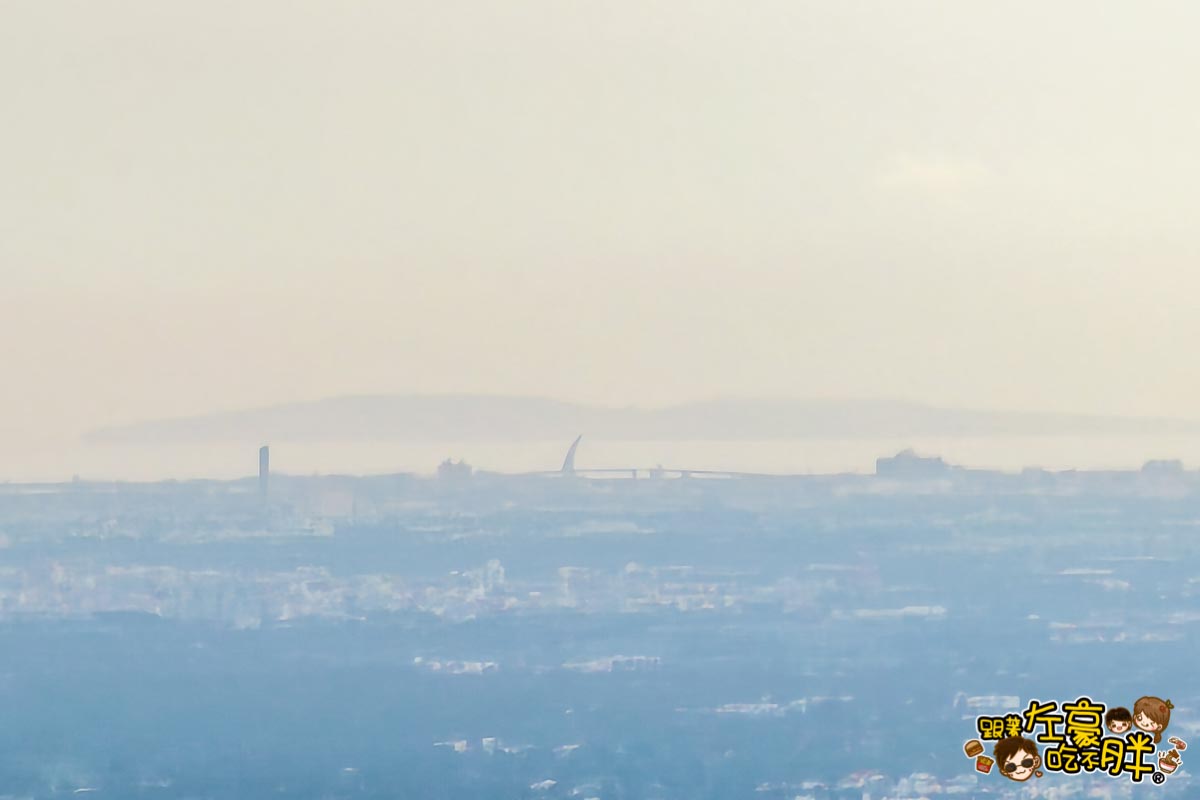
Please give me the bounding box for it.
[875,448,956,478]
[437,458,473,480]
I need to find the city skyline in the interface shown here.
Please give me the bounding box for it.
[5,1,1196,797]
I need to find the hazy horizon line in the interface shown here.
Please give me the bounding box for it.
[92,391,1200,425]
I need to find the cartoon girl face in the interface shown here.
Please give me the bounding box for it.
[1135,709,1163,732]
[1001,751,1040,782]
[1132,697,1173,743]
[994,737,1042,783]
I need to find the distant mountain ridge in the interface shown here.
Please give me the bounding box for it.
[83,395,1200,444]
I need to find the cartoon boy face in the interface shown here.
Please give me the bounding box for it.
[1135,709,1163,732]
[1106,707,1133,734]
[995,736,1041,782]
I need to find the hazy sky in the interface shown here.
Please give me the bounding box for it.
[5,1,1200,448]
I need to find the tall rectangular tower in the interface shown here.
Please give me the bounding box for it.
[259,445,270,499]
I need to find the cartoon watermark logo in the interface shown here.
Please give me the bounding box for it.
[964,696,1184,785]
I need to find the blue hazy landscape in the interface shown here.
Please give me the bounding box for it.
[10,0,1200,797]
[1,450,1196,799]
